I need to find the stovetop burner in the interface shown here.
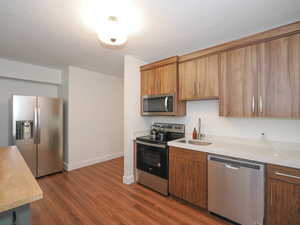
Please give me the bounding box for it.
[136,123,185,144]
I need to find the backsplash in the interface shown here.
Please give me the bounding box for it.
[153,100,300,143]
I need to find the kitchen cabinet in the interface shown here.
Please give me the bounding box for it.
[141,68,157,95]
[266,164,300,225]
[157,63,177,94]
[179,54,219,100]
[141,57,178,96]
[169,147,207,208]
[258,33,300,118]
[140,22,300,118]
[219,45,259,117]
[140,57,186,116]
[220,33,300,118]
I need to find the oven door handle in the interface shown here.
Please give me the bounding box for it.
[136,140,166,149]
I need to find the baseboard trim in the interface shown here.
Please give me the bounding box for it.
[64,152,124,171]
[123,174,135,184]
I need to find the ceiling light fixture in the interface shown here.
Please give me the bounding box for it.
[82,0,141,47]
[97,16,128,46]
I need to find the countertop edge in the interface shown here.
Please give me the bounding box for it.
[168,140,300,170]
[0,192,43,213]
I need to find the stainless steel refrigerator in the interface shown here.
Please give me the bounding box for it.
[12,95,63,177]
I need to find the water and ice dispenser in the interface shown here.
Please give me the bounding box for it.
[15,120,33,140]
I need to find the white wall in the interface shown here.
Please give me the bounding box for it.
[0,77,58,146]
[123,55,153,184]
[58,67,69,162]
[0,58,61,84]
[154,100,300,143]
[65,66,124,170]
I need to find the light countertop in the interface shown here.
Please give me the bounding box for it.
[168,135,300,169]
[0,146,43,213]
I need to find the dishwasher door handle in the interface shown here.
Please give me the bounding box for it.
[225,164,240,170]
[209,156,261,170]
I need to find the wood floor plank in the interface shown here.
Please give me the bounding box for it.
[31,157,230,225]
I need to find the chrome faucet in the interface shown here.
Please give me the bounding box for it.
[198,118,201,139]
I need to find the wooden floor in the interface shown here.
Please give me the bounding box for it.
[31,157,230,225]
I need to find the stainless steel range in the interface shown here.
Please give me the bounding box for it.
[136,123,185,195]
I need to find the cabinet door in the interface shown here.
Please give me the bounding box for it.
[196,54,219,99]
[157,63,177,94]
[266,179,300,225]
[141,69,156,96]
[179,60,198,100]
[258,34,300,118]
[169,147,207,208]
[179,54,219,100]
[219,45,258,117]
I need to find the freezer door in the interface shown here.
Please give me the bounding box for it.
[12,95,38,177]
[37,97,63,177]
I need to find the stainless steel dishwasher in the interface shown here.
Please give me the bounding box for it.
[208,154,265,225]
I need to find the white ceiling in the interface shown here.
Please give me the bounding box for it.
[0,0,299,77]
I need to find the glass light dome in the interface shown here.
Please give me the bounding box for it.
[97,16,128,46]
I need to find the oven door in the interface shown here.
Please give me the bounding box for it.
[136,141,168,179]
[142,94,175,116]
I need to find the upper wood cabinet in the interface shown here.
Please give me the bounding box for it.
[140,57,186,116]
[219,45,259,117]
[258,34,300,118]
[169,147,207,209]
[179,54,219,100]
[220,33,300,118]
[156,63,177,94]
[141,57,178,96]
[140,21,300,118]
[141,68,157,96]
[266,164,300,225]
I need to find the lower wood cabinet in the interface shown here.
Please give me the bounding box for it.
[169,147,207,208]
[266,164,300,225]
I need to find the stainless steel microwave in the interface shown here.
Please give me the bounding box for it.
[142,94,176,116]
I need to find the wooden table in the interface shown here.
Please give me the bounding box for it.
[0,146,42,224]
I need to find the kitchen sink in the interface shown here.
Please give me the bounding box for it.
[177,139,212,146]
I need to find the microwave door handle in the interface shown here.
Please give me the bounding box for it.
[164,96,168,112]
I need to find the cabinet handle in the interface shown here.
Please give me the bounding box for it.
[270,184,273,206]
[275,172,300,180]
[193,82,196,96]
[252,96,255,113]
[259,96,263,113]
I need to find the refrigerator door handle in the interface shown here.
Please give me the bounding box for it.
[34,107,38,144]
[37,107,41,144]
